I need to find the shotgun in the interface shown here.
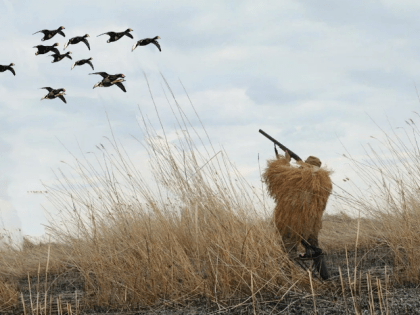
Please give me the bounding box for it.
[259,129,303,161]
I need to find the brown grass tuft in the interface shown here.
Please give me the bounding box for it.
[0,278,18,310]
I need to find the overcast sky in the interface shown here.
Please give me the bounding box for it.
[1,0,420,239]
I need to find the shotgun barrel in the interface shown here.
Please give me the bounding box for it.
[259,129,303,161]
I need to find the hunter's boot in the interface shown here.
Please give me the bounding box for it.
[301,238,330,280]
[313,255,329,280]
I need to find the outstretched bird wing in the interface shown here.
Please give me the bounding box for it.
[63,40,70,50]
[33,30,47,35]
[51,47,60,55]
[66,54,72,60]
[8,67,16,76]
[97,32,114,37]
[115,82,126,92]
[82,39,90,50]
[87,60,94,70]
[41,87,53,92]
[131,41,139,51]
[89,72,109,78]
[125,32,134,39]
[152,41,161,52]
[58,95,67,103]
[58,30,65,37]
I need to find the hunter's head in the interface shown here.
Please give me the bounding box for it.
[305,156,321,167]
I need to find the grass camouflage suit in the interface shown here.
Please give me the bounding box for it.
[263,149,333,280]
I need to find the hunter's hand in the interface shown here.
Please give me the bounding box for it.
[285,150,291,162]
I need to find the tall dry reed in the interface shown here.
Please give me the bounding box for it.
[339,116,420,283]
[39,77,314,308]
[0,279,18,311]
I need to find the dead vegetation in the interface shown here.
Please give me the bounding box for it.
[0,279,18,311]
[1,80,420,314]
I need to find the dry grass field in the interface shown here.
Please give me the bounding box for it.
[1,88,420,314]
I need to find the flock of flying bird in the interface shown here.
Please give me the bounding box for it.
[0,26,162,103]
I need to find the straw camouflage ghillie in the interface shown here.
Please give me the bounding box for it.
[263,150,333,279]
